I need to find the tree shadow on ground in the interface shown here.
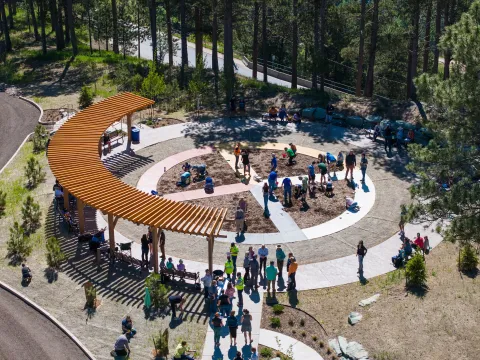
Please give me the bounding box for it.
[406,284,429,298]
[44,202,209,324]
[460,268,478,279]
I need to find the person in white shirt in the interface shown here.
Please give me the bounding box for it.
[258,245,269,276]
[200,269,212,299]
[251,346,259,360]
[345,196,359,210]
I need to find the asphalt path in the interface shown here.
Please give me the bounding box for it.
[0,93,40,171]
[0,288,88,360]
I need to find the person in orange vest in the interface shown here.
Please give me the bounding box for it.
[233,143,241,169]
[287,257,298,291]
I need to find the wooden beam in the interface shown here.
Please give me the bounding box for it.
[127,113,133,142]
[108,213,115,252]
[98,138,102,157]
[113,215,120,227]
[63,188,69,211]
[77,199,85,234]
[153,227,159,274]
[208,236,214,274]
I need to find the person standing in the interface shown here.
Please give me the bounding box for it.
[240,309,253,344]
[271,153,277,172]
[287,257,298,291]
[211,312,223,347]
[235,206,245,236]
[258,245,269,276]
[318,158,328,186]
[234,143,241,169]
[226,310,239,346]
[141,234,149,269]
[326,102,334,123]
[238,197,247,213]
[282,177,293,205]
[250,255,259,290]
[209,280,218,314]
[262,183,270,214]
[345,150,356,181]
[217,289,231,317]
[266,261,278,298]
[308,161,316,184]
[224,255,234,280]
[356,240,368,274]
[268,171,278,196]
[241,149,250,176]
[201,269,212,299]
[159,229,166,259]
[230,242,239,270]
[276,245,286,277]
[243,252,251,282]
[235,272,244,307]
[360,152,368,183]
[384,125,393,153]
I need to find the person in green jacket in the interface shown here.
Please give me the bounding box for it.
[284,147,295,165]
[226,310,239,346]
[265,261,278,298]
[224,255,234,280]
[276,245,286,278]
[230,242,239,270]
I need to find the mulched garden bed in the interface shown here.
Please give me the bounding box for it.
[261,303,332,359]
[41,108,74,124]
[141,117,184,128]
[157,151,240,194]
[248,149,317,179]
[275,180,355,229]
[184,191,278,233]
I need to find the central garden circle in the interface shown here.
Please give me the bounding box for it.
[135,141,376,245]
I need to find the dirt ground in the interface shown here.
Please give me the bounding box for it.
[261,304,330,359]
[184,191,278,233]
[275,241,480,360]
[157,151,240,194]
[249,149,317,179]
[275,179,354,229]
[40,108,70,124]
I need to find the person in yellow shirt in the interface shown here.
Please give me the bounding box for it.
[234,143,241,169]
[287,257,298,291]
[230,242,239,270]
[173,340,195,360]
[224,255,234,280]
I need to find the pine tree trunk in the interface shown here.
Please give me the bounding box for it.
[261,0,267,83]
[195,5,203,66]
[180,0,188,88]
[291,0,298,89]
[7,0,13,29]
[39,0,47,55]
[312,0,319,89]
[50,0,62,50]
[443,0,450,79]
[355,0,366,96]
[66,0,77,55]
[137,1,140,58]
[319,0,327,92]
[0,0,12,51]
[432,0,441,73]
[212,0,219,100]
[63,0,69,43]
[88,7,92,54]
[28,0,40,41]
[224,0,234,104]
[407,0,420,99]
[56,0,64,49]
[112,0,119,54]
[423,0,432,73]
[149,0,157,66]
[252,1,259,79]
[444,0,455,79]
[166,0,173,67]
[365,0,379,97]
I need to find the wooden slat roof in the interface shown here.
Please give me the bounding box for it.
[48,92,226,237]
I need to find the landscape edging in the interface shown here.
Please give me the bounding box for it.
[0,281,97,360]
[19,96,45,124]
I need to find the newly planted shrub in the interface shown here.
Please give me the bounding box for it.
[288,319,294,326]
[0,189,6,217]
[300,318,305,326]
[458,243,479,272]
[319,341,325,348]
[7,222,32,263]
[405,252,427,287]
[153,328,169,357]
[301,331,306,337]
[272,304,284,314]
[24,156,45,188]
[46,236,65,269]
[260,347,273,358]
[22,195,41,234]
[32,125,49,153]
[78,85,94,108]
[312,335,318,341]
[146,273,171,310]
[270,317,281,328]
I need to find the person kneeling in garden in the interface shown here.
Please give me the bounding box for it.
[173,340,195,360]
[284,147,296,165]
[121,315,137,338]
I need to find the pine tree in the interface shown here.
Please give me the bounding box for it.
[46,236,66,269]
[22,195,42,234]
[7,222,33,264]
[24,156,45,189]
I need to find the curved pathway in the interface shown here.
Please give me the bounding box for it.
[0,288,89,360]
[0,93,40,172]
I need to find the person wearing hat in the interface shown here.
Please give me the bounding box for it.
[271,153,277,172]
[230,242,239,270]
[177,259,186,271]
[224,255,234,280]
[276,245,286,277]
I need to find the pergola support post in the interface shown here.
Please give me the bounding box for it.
[108,213,115,252]
[63,189,69,211]
[153,227,159,274]
[208,236,214,274]
[127,113,133,142]
[77,199,85,234]
[98,138,102,157]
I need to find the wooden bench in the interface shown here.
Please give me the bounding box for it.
[104,130,124,150]
[112,251,143,273]
[160,268,200,284]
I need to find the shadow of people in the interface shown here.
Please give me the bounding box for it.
[249,291,261,304]
[277,276,287,292]
[361,182,370,193]
[241,344,253,359]
[212,346,224,360]
[228,346,239,359]
[358,271,369,285]
[287,289,299,307]
[269,194,279,202]
[235,233,246,243]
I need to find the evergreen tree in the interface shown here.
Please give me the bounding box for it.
[22,195,42,234]
[46,236,66,269]
[7,222,33,264]
[24,156,45,189]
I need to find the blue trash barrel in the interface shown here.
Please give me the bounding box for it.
[131,127,140,142]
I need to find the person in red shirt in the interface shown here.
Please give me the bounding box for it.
[413,233,424,253]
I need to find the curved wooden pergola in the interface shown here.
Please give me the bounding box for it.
[48,93,226,272]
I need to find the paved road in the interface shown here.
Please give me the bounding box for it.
[0,288,88,360]
[0,93,40,172]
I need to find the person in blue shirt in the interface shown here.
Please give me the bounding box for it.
[268,171,277,195]
[308,161,316,184]
[271,153,277,172]
[122,316,137,338]
[282,177,292,205]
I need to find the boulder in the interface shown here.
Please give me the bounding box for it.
[338,336,349,355]
[345,341,369,360]
[328,338,341,356]
[348,311,363,325]
[359,293,380,307]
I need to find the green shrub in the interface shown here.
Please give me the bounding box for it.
[0,190,6,217]
[86,286,96,308]
[153,329,169,357]
[288,319,294,326]
[272,304,284,314]
[312,335,318,341]
[270,317,281,328]
[458,243,479,272]
[7,221,32,263]
[300,318,305,326]
[46,236,65,269]
[301,331,306,337]
[32,125,48,153]
[260,347,273,358]
[78,85,94,109]
[145,273,171,310]
[21,195,41,234]
[319,341,325,348]
[24,156,45,188]
[405,252,427,287]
